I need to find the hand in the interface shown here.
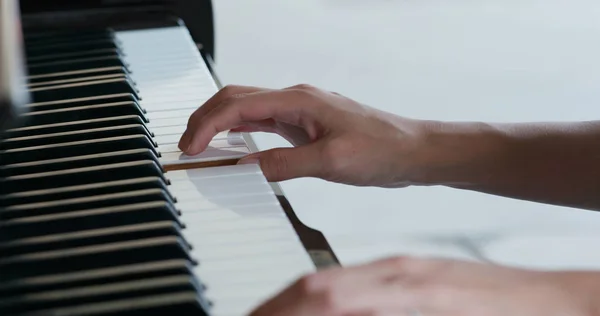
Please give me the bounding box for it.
[178,84,429,187]
[249,256,598,316]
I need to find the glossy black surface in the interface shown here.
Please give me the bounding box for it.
[0,22,210,315]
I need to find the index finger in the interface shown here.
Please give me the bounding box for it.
[183,89,318,155]
[178,85,267,150]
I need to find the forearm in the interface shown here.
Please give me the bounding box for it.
[554,270,600,316]
[412,120,600,210]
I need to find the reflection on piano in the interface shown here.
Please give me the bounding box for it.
[0,1,340,315]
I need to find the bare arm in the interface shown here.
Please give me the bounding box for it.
[413,120,600,210]
[179,84,600,211]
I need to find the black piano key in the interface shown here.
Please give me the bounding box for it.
[0,124,153,150]
[25,34,117,49]
[0,148,160,178]
[0,201,181,244]
[25,29,115,45]
[0,236,193,279]
[1,188,174,221]
[26,38,121,58]
[0,176,169,208]
[27,66,130,85]
[24,292,209,316]
[0,134,158,166]
[27,55,128,77]
[27,93,138,112]
[0,221,185,258]
[26,48,123,64]
[1,188,175,220]
[27,50,121,68]
[30,78,139,103]
[20,101,145,126]
[24,29,115,42]
[0,259,194,297]
[28,72,128,90]
[2,280,207,316]
[0,160,165,195]
[4,115,147,138]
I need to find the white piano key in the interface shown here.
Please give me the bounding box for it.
[159,140,246,153]
[142,100,201,112]
[138,88,211,100]
[146,108,195,120]
[195,252,310,274]
[154,133,224,146]
[169,182,271,198]
[194,239,306,262]
[152,129,232,143]
[165,164,262,180]
[125,55,200,64]
[179,213,289,233]
[176,194,279,211]
[154,134,183,145]
[169,174,269,192]
[138,90,211,102]
[151,125,186,136]
[201,269,301,291]
[227,132,246,146]
[184,226,300,247]
[146,117,188,128]
[180,207,286,223]
[158,147,249,166]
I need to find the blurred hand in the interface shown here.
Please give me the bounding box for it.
[178,84,429,187]
[249,256,596,316]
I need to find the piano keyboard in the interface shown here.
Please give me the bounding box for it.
[0,25,318,316]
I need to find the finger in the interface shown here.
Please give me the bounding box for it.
[178,85,268,151]
[249,264,366,316]
[231,121,307,146]
[229,119,277,134]
[184,89,319,155]
[335,281,444,316]
[237,143,324,181]
[248,275,321,316]
[249,260,414,316]
[250,273,439,316]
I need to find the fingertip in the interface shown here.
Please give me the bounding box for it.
[183,140,200,156]
[183,134,210,156]
[177,130,191,152]
[237,154,260,165]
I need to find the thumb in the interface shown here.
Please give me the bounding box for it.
[237,144,323,182]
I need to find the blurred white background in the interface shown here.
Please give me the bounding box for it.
[210,0,600,267]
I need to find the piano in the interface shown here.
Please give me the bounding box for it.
[0,1,340,315]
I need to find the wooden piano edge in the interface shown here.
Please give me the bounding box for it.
[200,52,342,270]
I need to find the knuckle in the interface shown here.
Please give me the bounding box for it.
[219,84,241,96]
[383,255,412,268]
[217,96,243,117]
[318,287,345,314]
[296,273,325,294]
[218,85,249,103]
[291,83,317,90]
[295,271,347,314]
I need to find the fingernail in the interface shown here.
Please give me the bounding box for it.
[237,155,260,165]
[178,130,190,151]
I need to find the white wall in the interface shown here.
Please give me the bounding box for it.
[210,0,600,267]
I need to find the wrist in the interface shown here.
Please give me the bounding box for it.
[554,271,600,316]
[407,119,512,187]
